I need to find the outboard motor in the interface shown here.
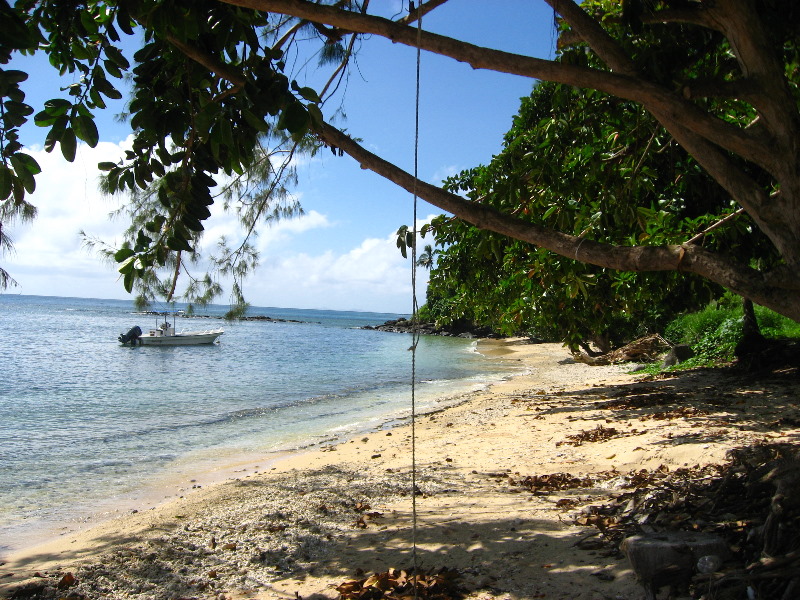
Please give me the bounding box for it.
[119,325,142,345]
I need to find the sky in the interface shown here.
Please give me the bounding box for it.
[4,0,558,313]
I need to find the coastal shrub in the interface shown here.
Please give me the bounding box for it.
[687,315,743,364]
[754,305,800,338]
[664,303,736,347]
[660,295,800,369]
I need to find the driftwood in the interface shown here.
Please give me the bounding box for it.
[572,334,671,366]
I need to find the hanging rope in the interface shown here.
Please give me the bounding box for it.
[409,0,423,591]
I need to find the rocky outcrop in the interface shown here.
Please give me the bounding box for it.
[363,318,503,338]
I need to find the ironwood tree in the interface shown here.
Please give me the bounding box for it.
[1,0,798,321]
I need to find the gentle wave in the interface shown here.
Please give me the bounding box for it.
[0,295,521,552]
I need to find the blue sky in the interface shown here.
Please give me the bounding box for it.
[5,1,557,313]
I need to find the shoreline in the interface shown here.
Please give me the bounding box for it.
[3,339,798,600]
[0,338,524,558]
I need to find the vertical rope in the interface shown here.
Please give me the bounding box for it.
[410,0,423,592]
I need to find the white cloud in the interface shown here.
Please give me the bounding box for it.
[3,140,429,312]
[242,218,434,313]
[6,140,132,296]
[431,164,462,185]
[255,210,332,251]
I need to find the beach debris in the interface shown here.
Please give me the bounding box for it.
[5,580,50,599]
[571,443,800,599]
[572,334,671,365]
[556,424,620,446]
[517,472,600,494]
[56,572,76,590]
[336,567,464,599]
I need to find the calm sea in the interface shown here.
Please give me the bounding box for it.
[0,295,520,554]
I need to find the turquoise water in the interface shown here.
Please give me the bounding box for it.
[0,295,519,553]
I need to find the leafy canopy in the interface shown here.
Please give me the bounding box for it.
[419,0,785,350]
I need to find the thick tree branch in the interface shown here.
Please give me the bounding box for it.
[706,0,800,175]
[216,0,778,183]
[317,121,800,321]
[543,0,638,76]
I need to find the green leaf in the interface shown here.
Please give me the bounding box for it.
[44,116,69,152]
[187,203,211,220]
[104,45,130,70]
[278,102,309,135]
[242,109,269,132]
[9,152,41,175]
[307,103,324,129]
[60,128,77,162]
[167,234,193,253]
[123,269,134,293]
[118,255,136,274]
[103,59,122,79]
[88,87,107,110]
[116,4,134,36]
[181,215,204,232]
[72,115,99,147]
[0,165,13,200]
[9,154,38,194]
[79,10,98,35]
[94,77,123,100]
[145,215,166,233]
[42,98,72,117]
[0,7,35,49]
[135,229,152,251]
[114,247,135,262]
[297,86,321,103]
[2,70,29,85]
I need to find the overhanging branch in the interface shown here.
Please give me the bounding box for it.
[542,0,637,76]
[215,0,777,175]
[317,121,800,321]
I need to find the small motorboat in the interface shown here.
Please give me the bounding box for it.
[119,317,223,346]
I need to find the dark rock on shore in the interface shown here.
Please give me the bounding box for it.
[238,315,319,324]
[363,317,503,338]
[138,311,318,325]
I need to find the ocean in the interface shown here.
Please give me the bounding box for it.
[0,295,521,554]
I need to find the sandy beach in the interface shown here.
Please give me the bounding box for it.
[2,339,798,600]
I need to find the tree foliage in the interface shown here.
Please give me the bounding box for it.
[421,3,783,350]
[1,0,799,323]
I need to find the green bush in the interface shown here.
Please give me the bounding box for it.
[664,303,738,346]
[754,305,800,338]
[660,296,800,369]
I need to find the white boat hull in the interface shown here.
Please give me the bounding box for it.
[120,322,223,346]
[136,330,223,346]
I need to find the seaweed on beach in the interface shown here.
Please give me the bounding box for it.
[336,567,464,600]
[556,424,621,446]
